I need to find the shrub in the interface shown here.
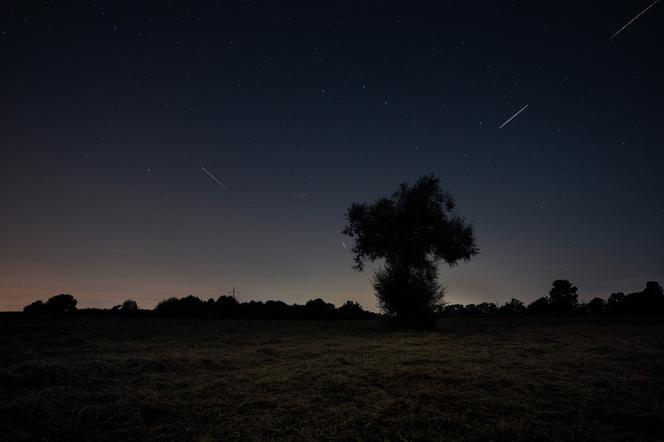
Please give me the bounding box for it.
[45,294,77,314]
[527,297,550,315]
[23,300,45,314]
[499,298,526,315]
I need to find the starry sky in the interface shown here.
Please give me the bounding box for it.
[1,1,663,311]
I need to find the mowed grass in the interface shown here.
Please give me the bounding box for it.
[1,315,663,441]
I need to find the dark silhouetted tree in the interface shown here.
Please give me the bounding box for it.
[625,281,664,314]
[499,298,526,315]
[343,175,478,326]
[644,281,664,297]
[642,281,664,314]
[178,295,206,315]
[263,300,292,319]
[44,294,77,314]
[463,303,480,315]
[477,302,497,316]
[302,298,336,320]
[371,262,445,324]
[548,280,578,314]
[337,300,374,320]
[587,297,606,315]
[121,299,138,311]
[442,304,465,316]
[239,300,268,318]
[23,300,45,314]
[527,297,550,315]
[154,297,180,315]
[607,292,626,314]
[155,295,206,316]
[216,295,239,317]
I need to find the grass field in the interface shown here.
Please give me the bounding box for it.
[1,315,663,441]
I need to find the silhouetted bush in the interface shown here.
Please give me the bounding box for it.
[215,295,239,317]
[442,304,465,316]
[302,298,336,320]
[624,281,664,315]
[477,302,497,316]
[462,304,480,315]
[23,294,77,314]
[499,298,526,315]
[607,292,626,314]
[155,295,207,316]
[111,299,141,315]
[238,300,268,319]
[587,297,606,315]
[262,300,292,319]
[154,297,180,315]
[23,300,45,314]
[527,297,551,315]
[121,299,139,311]
[46,294,78,313]
[645,281,664,297]
[337,301,375,320]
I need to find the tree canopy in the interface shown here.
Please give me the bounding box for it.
[548,279,579,314]
[343,175,478,325]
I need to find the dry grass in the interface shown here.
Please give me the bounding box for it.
[1,315,663,441]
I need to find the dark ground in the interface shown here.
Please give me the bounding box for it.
[1,314,663,441]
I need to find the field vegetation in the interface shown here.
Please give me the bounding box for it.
[1,315,663,441]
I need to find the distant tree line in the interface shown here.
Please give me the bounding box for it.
[152,296,376,320]
[21,279,664,320]
[22,294,376,320]
[440,280,664,317]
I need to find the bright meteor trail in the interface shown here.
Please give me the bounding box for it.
[201,167,226,189]
[499,104,529,129]
[610,0,660,40]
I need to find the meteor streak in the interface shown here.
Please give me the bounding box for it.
[610,0,660,40]
[499,104,529,129]
[201,167,226,189]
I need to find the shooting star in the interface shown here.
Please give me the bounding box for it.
[499,104,529,129]
[201,167,226,189]
[610,0,660,40]
[341,240,347,249]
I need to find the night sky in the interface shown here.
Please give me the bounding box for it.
[2,1,663,311]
